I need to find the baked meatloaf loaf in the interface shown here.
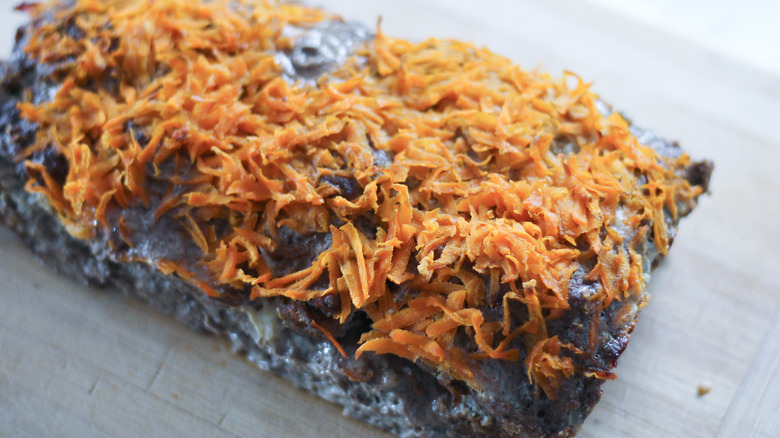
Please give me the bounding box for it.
[0,1,712,436]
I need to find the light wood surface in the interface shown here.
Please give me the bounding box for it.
[583,0,780,76]
[1,1,779,437]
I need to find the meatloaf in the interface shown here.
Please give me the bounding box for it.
[0,1,712,437]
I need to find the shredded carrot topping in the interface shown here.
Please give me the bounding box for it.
[19,0,704,399]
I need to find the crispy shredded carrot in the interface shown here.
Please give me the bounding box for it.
[525,336,577,400]
[19,0,705,397]
[312,320,348,359]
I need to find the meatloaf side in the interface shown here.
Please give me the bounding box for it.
[0,1,712,437]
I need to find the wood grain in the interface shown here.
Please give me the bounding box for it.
[1,1,778,437]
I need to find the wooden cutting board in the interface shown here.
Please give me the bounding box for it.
[1,1,779,437]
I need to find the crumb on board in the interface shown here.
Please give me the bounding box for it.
[697,381,712,396]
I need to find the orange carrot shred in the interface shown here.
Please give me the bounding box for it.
[312,320,348,359]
